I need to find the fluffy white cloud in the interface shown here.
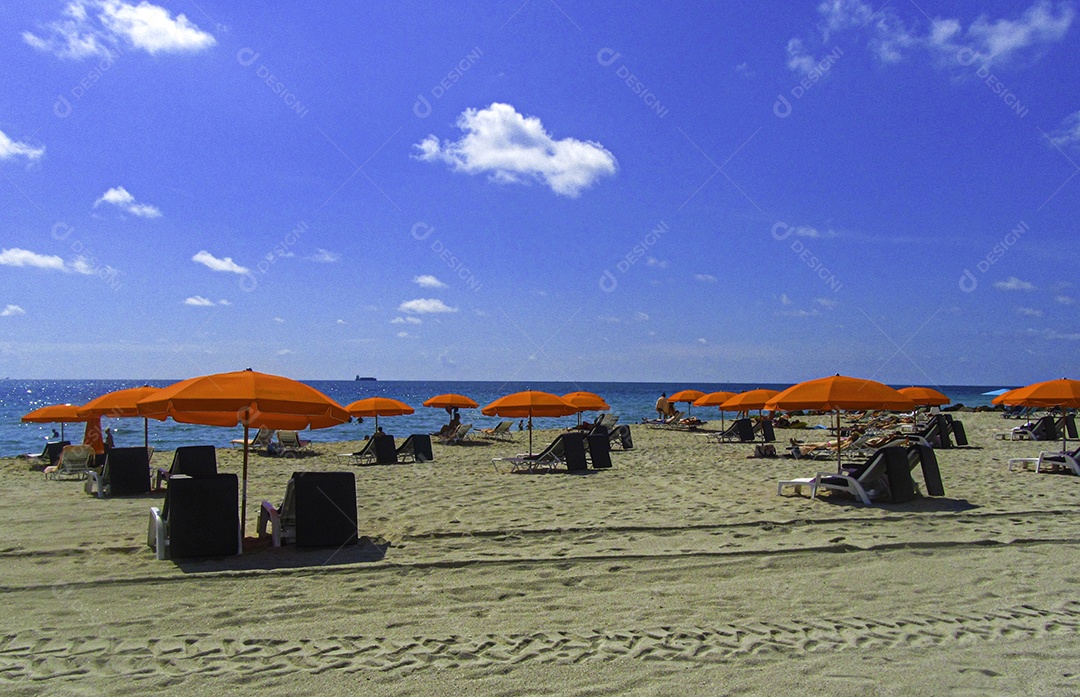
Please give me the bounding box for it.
[787,0,1073,73]
[994,276,1035,291]
[391,316,422,325]
[192,250,249,275]
[399,298,458,314]
[183,296,215,307]
[1049,111,1080,148]
[94,186,162,218]
[276,349,292,355]
[273,317,285,323]
[413,274,448,288]
[24,0,216,59]
[396,331,411,339]
[307,248,340,263]
[336,319,347,325]
[0,129,45,162]
[0,248,65,271]
[413,103,617,197]
[1056,295,1076,305]
[1,304,26,317]
[694,274,718,283]
[1017,307,1044,317]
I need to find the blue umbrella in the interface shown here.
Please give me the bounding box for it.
[982,388,1012,396]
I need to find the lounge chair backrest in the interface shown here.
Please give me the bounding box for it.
[164,474,239,559]
[589,424,609,437]
[103,447,152,496]
[171,445,218,478]
[761,421,776,443]
[44,441,70,467]
[562,432,588,471]
[612,424,633,449]
[409,434,433,462]
[1034,415,1058,441]
[934,414,953,448]
[290,471,358,548]
[735,418,754,442]
[1063,414,1078,440]
[60,445,94,469]
[586,434,612,469]
[914,445,945,496]
[453,424,472,441]
[373,434,397,465]
[254,428,274,446]
[881,447,917,503]
[494,421,511,435]
[279,431,301,447]
[950,420,968,446]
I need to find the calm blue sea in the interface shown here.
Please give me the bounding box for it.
[1,379,1009,457]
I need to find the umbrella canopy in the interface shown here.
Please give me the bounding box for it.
[991,378,1080,450]
[693,391,737,430]
[136,369,351,536]
[561,391,610,412]
[766,375,915,472]
[721,389,780,413]
[83,416,104,455]
[345,397,415,431]
[482,390,577,454]
[22,404,89,441]
[668,389,706,416]
[898,386,951,407]
[422,393,479,410]
[77,385,162,450]
[991,378,1080,408]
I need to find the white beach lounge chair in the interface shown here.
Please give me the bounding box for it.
[44,445,95,481]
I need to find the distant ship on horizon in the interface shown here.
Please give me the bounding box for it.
[355,375,376,381]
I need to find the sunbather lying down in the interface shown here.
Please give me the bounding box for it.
[788,430,897,456]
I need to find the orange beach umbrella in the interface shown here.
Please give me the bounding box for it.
[482,390,578,454]
[992,378,1080,450]
[721,389,780,413]
[562,391,611,426]
[898,386,950,407]
[77,385,162,450]
[137,369,351,536]
[422,393,479,410]
[668,389,706,416]
[766,375,915,471]
[692,391,737,430]
[345,397,415,431]
[22,403,89,441]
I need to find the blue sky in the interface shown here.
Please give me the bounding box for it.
[1,0,1078,385]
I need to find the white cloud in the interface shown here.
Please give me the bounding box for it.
[273,317,285,323]
[0,129,45,162]
[396,331,411,339]
[646,257,668,269]
[1056,295,1075,305]
[413,103,617,197]
[192,250,249,275]
[183,296,215,307]
[391,316,422,325]
[1,304,26,317]
[787,1,1074,73]
[779,293,792,306]
[0,248,65,272]
[218,299,230,306]
[94,186,162,218]
[790,225,838,239]
[1049,111,1080,148]
[694,273,718,283]
[399,298,458,314]
[734,62,754,78]
[777,308,821,318]
[276,349,292,355]
[413,274,448,288]
[697,338,707,344]
[336,319,347,325]
[307,248,340,263]
[24,0,216,59]
[1017,307,1044,317]
[994,276,1035,291]
[633,311,650,322]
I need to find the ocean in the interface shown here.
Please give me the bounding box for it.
[1,379,1010,457]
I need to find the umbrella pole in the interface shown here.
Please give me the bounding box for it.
[241,425,249,541]
[60,422,65,441]
[529,415,533,455]
[836,410,842,473]
[144,417,149,453]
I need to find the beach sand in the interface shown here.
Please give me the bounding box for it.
[2,412,1080,695]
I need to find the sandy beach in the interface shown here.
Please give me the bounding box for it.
[2,411,1080,695]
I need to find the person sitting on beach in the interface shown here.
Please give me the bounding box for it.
[435,414,461,438]
[104,428,115,451]
[655,393,669,421]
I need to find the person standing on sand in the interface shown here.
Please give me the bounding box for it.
[655,393,669,421]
